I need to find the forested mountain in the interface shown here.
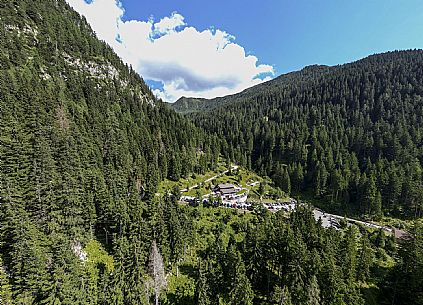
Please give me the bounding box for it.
[168,97,213,114]
[189,51,423,219]
[0,1,422,305]
[171,65,331,114]
[0,0,219,303]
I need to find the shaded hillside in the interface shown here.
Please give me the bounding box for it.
[191,51,423,219]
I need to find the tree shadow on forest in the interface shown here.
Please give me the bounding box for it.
[166,293,194,305]
[179,263,197,278]
[360,286,380,305]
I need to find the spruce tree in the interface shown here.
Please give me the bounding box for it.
[271,286,292,305]
[229,252,254,305]
[306,275,321,305]
[357,234,372,282]
[196,262,212,305]
[0,258,13,305]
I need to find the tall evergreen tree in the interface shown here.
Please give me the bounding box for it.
[306,275,321,305]
[357,234,372,282]
[0,258,13,305]
[229,252,254,305]
[271,286,292,305]
[196,262,212,305]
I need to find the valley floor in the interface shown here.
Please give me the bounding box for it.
[163,164,409,237]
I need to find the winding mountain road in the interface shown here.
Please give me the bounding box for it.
[313,208,393,232]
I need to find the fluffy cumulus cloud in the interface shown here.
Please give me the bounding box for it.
[153,12,186,35]
[66,0,274,102]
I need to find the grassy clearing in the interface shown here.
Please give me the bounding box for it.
[158,164,227,195]
[159,164,289,202]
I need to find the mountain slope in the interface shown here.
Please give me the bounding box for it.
[0,1,219,303]
[168,97,212,114]
[189,50,423,218]
[170,65,331,113]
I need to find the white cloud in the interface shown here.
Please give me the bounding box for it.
[154,12,186,35]
[66,0,122,45]
[66,0,275,102]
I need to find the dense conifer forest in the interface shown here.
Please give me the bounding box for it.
[181,52,423,220]
[0,1,422,305]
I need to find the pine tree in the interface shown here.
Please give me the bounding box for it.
[342,227,358,282]
[281,167,291,195]
[229,252,254,305]
[372,191,383,220]
[363,174,378,218]
[271,286,292,305]
[307,275,321,305]
[196,262,212,305]
[0,258,13,305]
[292,163,304,191]
[357,234,372,282]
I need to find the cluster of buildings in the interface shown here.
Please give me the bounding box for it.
[212,183,248,204]
[180,182,248,206]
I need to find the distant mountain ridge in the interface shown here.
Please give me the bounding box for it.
[168,96,211,114]
[171,51,423,114]
[170,64,331,113]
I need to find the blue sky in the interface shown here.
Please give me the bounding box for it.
[70,0,423,101]
[120,0,423,73]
